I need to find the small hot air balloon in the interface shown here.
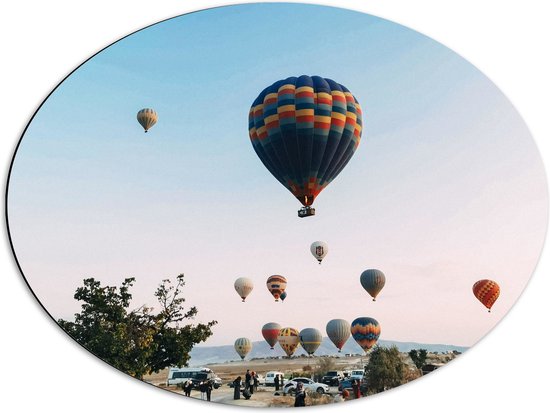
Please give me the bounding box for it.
[351,317,380,352]
[234,277,254,302]
[234,337,252,360]
[248,75,363,218]
[310,241,328,264]
[360,269,386,301]
[262,322,282,350]
[267,275,287,302]
[473,279,500,312]
[326,319,350,353]
[278,327,300,357]
[136,108,158,133]
[280,291,287,301]
[299,328,322,355]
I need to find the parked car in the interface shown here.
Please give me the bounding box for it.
[321,370,344,386]
[338,378,368,396]
[283,377,330,394]
[264,371,284,386]
[166,367,221,389]
[349,369,365,381]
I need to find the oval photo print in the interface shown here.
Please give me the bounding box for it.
[6,2,547,407]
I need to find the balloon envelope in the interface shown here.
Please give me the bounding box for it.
[299,328,323,355]
[360,269,386,301]
[234,337,252,360]
[248,75,362,207]
[310,241,328,264]
[267,275,287,301]
[351,317,380,352]
[280,291,287,301]
[234,277,254,302]
[326,319,351,352]
[136,108,158,132]
[473,279,500,312]
[278,327,300,357]
[262,322,282,349]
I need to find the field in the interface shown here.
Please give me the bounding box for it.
[143,352,457,407]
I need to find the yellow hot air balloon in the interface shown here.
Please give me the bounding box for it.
[234,337,252,360]
[277,327,300,357]
[136,108,158,133]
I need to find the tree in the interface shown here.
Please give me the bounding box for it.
[408,349,428,375]
[58,274,217,380]
[364,346,407,394]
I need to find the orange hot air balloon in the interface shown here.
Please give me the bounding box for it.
[473,279,500,312]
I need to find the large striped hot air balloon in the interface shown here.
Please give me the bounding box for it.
[234,277,254,302]
[136,108,158,133]
[351,317,380,352]
[473,279,500,312]
[234,337,252,360]
[262,322,282,350]
[299,328,323,355]
[278,327,300,357]
[266,275,287,301]
[326,319,350,353]
[248,75,363,218]
[360,269,386,301]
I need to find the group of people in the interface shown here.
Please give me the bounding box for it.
[232,369,260,400]
[182,379,214,401]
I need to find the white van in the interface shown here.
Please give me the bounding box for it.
[264,371,284,386]
[166,367,221,388]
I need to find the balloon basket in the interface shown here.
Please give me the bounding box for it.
[298,207,315,218]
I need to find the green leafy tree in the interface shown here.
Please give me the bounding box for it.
[364,346,407,394]
[408,349,428,374]
[58,274,217,379]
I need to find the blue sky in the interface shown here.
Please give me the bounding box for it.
[7,3,547,347]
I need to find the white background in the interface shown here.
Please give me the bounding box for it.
[1,1,548,412]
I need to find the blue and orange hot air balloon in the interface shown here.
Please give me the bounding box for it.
[351,317,380,352]
[248,75,363,217]
[473,279,500,312]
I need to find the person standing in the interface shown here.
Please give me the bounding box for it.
[352,379,361,399]
[183,379,192,397]
[294,382,306,407]
[252,372,258,393]
[280,374,284,388]
[249,372,255,394]
[199,381,207,400]
[205,379,213,402]
[274,374,280,391]
[233,376,242,400]
[245,369,252,391]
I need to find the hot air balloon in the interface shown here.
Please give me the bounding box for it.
[326,319,350,353]
[360,269,386,301]
[310,241,328,264]
[266,275,287,302]
[299,328,322,355]
[473,279,500,312]
[262,322,282,350]
[280,291,287,301]
[234,337,252,360]
[277,327,300,357]
[136,108,158,133]
[248,75,363,218]
[351,317,380,352]
[234,277,254,302]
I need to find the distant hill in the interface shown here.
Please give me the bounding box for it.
[188,337,468,366]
